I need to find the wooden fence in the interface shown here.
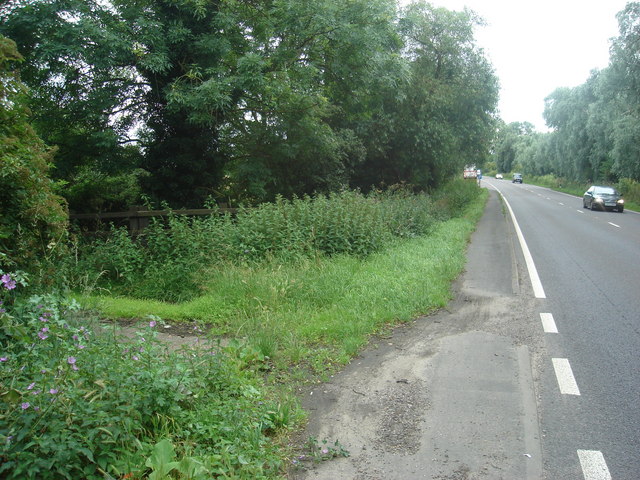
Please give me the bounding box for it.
[69,205,237,234]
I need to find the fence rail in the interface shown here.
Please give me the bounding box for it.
[69,206,237,233]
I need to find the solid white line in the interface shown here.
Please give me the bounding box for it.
[577,450,612,480]
[608,222,620,228]
[491,185,546,298]
[552,358,581,395]
[540,313,558,333]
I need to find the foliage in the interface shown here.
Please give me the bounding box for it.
[0,35,68,273]
[0,280,290,480]
[2,0,498,209]
[495,4,640,186]
[68,182,480,302]
[351,2,499,191]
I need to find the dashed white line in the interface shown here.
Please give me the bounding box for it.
[578,450,612,480]
[552,358,581,395]
[559,202,565,206]
[540,313,558,333]
[608,222,620,228]
[577,210,584,214]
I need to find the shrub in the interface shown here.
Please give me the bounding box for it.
[68,182,481,302]
[0,277,287,479]
[0,36,68,275]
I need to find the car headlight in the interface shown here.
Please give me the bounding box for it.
[617,199,624,204]
[594,197,604,203]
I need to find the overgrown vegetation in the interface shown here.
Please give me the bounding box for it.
[0,276,296,479]
[68,182,478,303]
[1,183,486,479]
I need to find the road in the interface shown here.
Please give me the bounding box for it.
[486,178,640,479]
[291,180,639,480]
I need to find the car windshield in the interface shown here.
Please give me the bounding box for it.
[594,187,616,195]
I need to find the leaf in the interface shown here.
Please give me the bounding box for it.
[145,439,180,479]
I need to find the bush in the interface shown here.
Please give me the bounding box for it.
[67,181,481,302]
[0,277,287,479]
[0,36,68,275]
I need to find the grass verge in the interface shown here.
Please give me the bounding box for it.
[82,189,488,379]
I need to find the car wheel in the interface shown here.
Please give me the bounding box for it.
[590,201,597,211]
[618,206,624,213]
[583,200,587,208]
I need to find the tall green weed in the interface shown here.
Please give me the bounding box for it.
[68,181,480,302]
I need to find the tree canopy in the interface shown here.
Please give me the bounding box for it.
[1,0,499,210]
[492,2,640,185]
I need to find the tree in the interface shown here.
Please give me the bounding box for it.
[0,35,67,271]
[351,1,498,190]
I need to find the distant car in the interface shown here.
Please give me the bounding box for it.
[496,173,503,179]
[583,185,624,212]
[512,173,523,183]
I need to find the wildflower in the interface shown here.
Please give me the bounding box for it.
[321,448,329,455]
[27,382,35,390]
[72,334,79,341]
[49,388,59,395]
[149,320,157,328]
[21,402,30,410]
[39,316,48,322]
[1,274,16,290]
[0,357,7,362]
[67,356,79,370]
[38,331,48,340]
[132,355,139,361]
[77,344,86,350]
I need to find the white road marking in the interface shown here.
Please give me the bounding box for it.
[577,450,612,480]
[608,222,620,228]
[559,202,565,206]
[491,185,546,298]
[552,358,581,395]
[540,313,558,333]
[577,210,584,214]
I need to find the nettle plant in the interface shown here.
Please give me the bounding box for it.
[0,272,285,480]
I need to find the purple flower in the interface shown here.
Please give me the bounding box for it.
[72,334,79,341]
[1,274,16,290]
[49,388,59,395]
[132,355,139,361]
[149,320,157,328]
[38,331,48,340]
[21,402,30,410]
[39,316,48,322]
[77,344,86,350]
[67,357,79,370]
[27,382,35,390]
[0,357,7,362]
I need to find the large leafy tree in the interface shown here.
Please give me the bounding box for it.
[352,2,499,190]
[1,0,403,206]
[0,35,67,271]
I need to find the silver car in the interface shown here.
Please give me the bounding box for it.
[583,185,624,212]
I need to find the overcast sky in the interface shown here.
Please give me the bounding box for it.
[398,0,630,131]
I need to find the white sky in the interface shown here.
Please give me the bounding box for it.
[398,0,630,131]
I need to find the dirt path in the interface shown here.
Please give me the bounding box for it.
[289,190,545,480]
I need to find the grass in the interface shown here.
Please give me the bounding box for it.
[81,188,488,379]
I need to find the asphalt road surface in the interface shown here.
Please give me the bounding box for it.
[486,178,640,480]
[291,180,639,480]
